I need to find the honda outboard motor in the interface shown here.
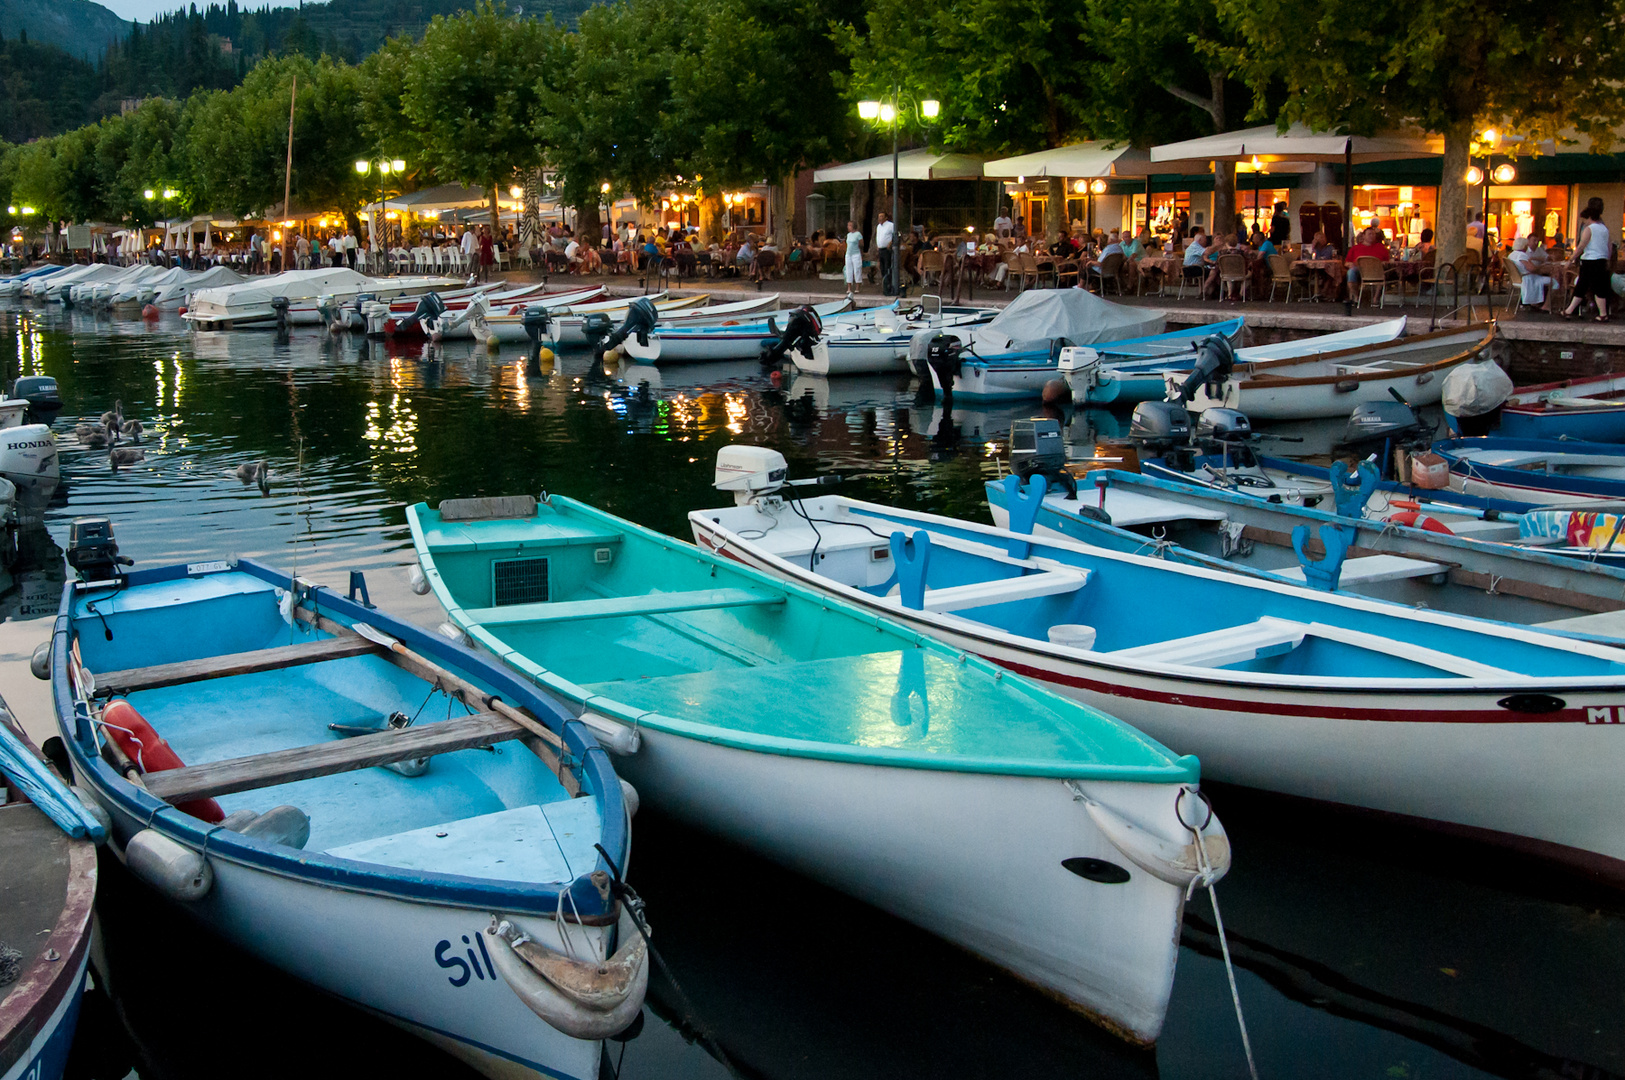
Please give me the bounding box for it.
[595,297,659,359]
[759,305,823,365]
[522,305,552,375]
[1009,417,1076,499]
[1174,334,1237,404]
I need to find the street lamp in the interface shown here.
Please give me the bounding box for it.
[357,157,408,270]
[856,86,941,297]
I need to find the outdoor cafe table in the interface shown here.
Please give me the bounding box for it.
[1294,258,1345,301]
[1138,255,1181,295]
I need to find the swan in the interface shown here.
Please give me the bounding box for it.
[109,445,145,467]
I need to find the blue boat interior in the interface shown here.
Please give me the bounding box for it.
[698,494,1625,681]
[71,571,598,882]
[414,498,1187,777]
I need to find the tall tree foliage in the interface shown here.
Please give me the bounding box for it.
[1218,0,1625,264]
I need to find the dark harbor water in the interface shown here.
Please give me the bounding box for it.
[8,304,1622,1080]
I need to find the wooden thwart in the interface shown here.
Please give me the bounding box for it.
[143,711,523,803]
[93,637,382,695]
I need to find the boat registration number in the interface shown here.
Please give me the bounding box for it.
[1585,707,1625,724]
[186,561,232,575]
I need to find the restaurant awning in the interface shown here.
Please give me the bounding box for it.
[365,183,512,214]
[813,149,986,182]
[1150,124,1443,164]
[983,143,1153,179]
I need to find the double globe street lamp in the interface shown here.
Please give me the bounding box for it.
[357,158,408,271]
[857,89,939,297]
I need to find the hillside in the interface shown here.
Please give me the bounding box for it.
[0,0,128,60]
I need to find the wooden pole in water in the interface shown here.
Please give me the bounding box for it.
[282,75,297,272]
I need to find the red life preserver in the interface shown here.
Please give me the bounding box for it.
[100,699,225,823]
[1385,510,1454,535]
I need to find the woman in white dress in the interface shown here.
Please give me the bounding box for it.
[843,220,864,295]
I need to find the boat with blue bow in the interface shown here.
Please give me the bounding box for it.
[689,447,1625,885]
[409,489,1230,1045]
[53,547,644,1080]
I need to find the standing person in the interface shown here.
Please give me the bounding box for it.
[874,211,896,295]
[477,226,494,283]
[295,232,311,270]
[343,230,358,269]
[1563,204,1614,322]
[1269,202,1290,246]
[843,219,864,296]
[994,209,1014,238]
[459,226,477,272]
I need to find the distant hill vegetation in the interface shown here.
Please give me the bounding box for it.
[0,0,128,60]
[0,0,594,142]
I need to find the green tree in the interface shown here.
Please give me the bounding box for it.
[1219,0,1625,265]
[401,2,554,234]
[95,98,188,227]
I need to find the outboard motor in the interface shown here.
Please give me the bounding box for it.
[1128,400,1192,451]
[66,517,133,583]
[271,295,291,332]
[924,333,967,397]
[12,376,62,421]
[595,297,660,359]
[1193,407,1252,444]
[363,300,393,337]
[1173,334,1237,404]
[348,293,377,334]
[405,291,448,338]
[522,305,552,375]
[579,312,615,353]
[759,305,823,365]
[317,295,346,334]
[1336,396,1432,462]
[1009,417,1076,499]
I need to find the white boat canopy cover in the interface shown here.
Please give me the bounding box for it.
[191,267,375,308]
[972,290,1166,353]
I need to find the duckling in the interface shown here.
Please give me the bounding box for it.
[75,422,106,441]
[236,459,270,495]
[108,444,145,468]
[99,399,123,434]
[82,427,112,448]
[121,419,144,443]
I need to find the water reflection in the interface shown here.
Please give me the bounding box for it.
[1,303,1619,1080]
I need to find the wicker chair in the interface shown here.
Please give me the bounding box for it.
[1215,253,1249,301]
[1354,255,1394,307]
[1087,252,1126,295]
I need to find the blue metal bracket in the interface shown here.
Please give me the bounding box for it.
[1290,523,1354,591]
[888,530,933,610]
[348,571,377,609]
[1332,459,1379,519]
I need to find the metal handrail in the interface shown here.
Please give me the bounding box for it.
[1427,262,1476,330]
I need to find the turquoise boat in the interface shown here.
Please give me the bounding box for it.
[408,492,1231,1045]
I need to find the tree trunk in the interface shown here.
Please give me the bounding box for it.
[771,173,795,250]
[576,202,602,251]
[698,193,722,245]
[850,178,873,238]
[1435,124,1470,269]
[487,184,502,247]
[1046,176,1068,240]
[1213,161,1237,241]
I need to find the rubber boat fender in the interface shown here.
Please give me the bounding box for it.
[1069,781,1231,888]
[619,779,640,818]
[100,699,225,823]
[578,710,640,755]
[485,907,649,1040]
[125,827,213,902]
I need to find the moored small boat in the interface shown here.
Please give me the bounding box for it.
[54,549,646,1080]
[1433,437,1625,504]
[689,447,1625,885]
[543,294,761,347]
[410,490,1230,1045]
[801,297,999,375]
[182,268,461,330]
[622,298,857,363]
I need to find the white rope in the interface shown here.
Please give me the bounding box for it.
[1188,813,1259,1080]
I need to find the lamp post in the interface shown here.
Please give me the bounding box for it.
[857,88,939,297]
[356,157,407,273]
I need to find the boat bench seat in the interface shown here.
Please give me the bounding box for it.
[1271,554,1449,587]
[92,636,383,695]
[880,569,1090,613]
[465,587,786,626]
[425,530,624,555]
[1110,616,1308,668]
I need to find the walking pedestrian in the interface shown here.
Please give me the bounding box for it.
[843,219,864,296]
[1562,203,1614,322]
[875,211,896,295]
[478,226,494,282]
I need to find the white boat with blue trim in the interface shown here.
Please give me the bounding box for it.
[53,550,645,1080]
[690,447,1625,886]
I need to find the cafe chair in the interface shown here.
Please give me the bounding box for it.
[1177,261,1206,299]
[1266,253,1300,302]
[1216,253,1249,301]
[1354,255,1394,307]
[1088,252,1126,295]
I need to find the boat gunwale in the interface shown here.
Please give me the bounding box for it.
[51,558,625,919]
[1229,324,1495,388]
[409,498,1200,785]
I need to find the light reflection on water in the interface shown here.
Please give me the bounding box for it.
[6,304,1621,1080]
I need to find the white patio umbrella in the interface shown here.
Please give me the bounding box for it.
[983,143,1152,179]
[1149,124,1442,165]
[813,148,986,182]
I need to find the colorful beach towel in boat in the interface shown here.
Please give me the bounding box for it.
[1519,510,1625,549]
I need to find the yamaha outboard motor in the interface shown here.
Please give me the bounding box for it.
[271,295,291,333]
[522,305,551,376]
[1193,407,1252,444]
[1174,334,1237,404]
[1009,417,1076,499]
[12,376,61,422]
[406,291,448,337]
[759,305,823,365]
[1335,392,1434,477]
[1128,401,1192,450]
[595,297,659,359]
[924,333,967,398]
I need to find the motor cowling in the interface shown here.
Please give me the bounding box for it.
[1193,407,1251,444]
[1174,334,1237,404]
[759,305,823,364]
[596,297,660,358]
[1129,401,1192,450]
[925,333,966,393]
[411,291,447,330]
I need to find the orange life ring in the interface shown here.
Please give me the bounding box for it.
[1385,510,1454,535]
[101,699,225,823]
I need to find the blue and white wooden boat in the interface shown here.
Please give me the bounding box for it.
[53,554,644,1080]
[1433,437,1625,504]
[1071,318,1408,405]
[620,298,857,364]
[690,448,1625,886]
[0,707,101,1080]
[984,465,1625,641]
[410,488,1229,1045]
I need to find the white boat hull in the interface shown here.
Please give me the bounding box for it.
[1184,366,1455,420]
[802,336,913,375]
[693,515,1625,884]
[615,724,1194,1043]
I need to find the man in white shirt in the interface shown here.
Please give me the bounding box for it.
[875,212,896,295]
[459,228,476,267]
[564,237,581,271]
[994,212,1013,238]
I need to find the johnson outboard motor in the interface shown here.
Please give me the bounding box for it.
[522,305,551,375]
[924,333,968,398]
[759,305,823,365]
[594,297,659,359]
[1009,417,1076,499]
[1173,334,1237,404]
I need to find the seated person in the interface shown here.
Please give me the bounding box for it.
[578,242,603,275]
[1346,227,1392,286]
[1307,231,1339,260]
[1508,237,1555,312]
